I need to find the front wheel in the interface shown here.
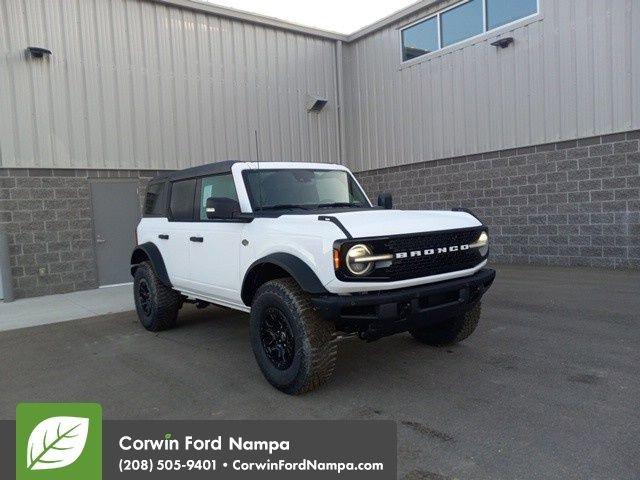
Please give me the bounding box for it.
[250,278,337,395]
[409,302,481,346]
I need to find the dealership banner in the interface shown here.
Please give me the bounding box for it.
[2,405,396,479]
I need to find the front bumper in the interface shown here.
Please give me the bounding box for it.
[311,268,496,340]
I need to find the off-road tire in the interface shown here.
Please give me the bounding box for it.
[250,278,338,395]
[409,302,481,346]
[133,261,182,332]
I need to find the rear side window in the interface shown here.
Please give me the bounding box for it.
[169,179,196,221]
[143,182,166,217]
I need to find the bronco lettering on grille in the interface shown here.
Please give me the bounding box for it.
[395,244,470,259]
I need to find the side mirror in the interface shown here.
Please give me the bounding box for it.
[377,193,393,210]
[205,197,240,220]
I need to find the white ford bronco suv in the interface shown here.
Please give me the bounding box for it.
[131,161,495,394]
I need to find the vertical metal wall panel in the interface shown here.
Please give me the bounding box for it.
[634,0,640,129]
[0,1,16,165]
[0,0,339,169]
[3,0,638,173]
[5,0,34,166]
[342,0,640,172]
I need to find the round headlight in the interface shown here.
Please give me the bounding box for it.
[475,231,489,257]
[345,244,374,276]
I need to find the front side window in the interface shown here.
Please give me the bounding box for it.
[198,174,238,220]
[243,169,370,211]
[400,0,538,62]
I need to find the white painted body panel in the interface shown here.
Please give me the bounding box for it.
[138,218,191,288]
[325,210,481,238]
[185,222,246,302]
[136,162,486,310]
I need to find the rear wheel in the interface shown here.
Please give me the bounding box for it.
[250,278,337,395]
[409,302,481,346]
[133,261,182,331]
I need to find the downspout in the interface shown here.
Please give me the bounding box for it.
[335,40,347,165]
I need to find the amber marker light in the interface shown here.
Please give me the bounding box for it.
[333,249,341,270]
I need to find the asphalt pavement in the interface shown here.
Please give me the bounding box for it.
[1,264,638,479]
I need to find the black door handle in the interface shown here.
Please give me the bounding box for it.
[158,234,169,240]
[190,236,204,243]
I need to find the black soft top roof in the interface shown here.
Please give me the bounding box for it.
[150,161,238,183]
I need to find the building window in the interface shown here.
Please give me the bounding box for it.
[400,0,538,62]
[486,0,537,30]
[440,0,483,48]
[402,16,438,61]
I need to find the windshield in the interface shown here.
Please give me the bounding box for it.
[243,169,371,211]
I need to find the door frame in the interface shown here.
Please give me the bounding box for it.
[88,178,141,287]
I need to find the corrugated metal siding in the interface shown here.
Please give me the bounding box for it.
[342,0,640,172]
[0,0,339,169]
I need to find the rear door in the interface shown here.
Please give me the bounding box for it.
[163,179,197,290]
[138,180,171,269]
[186,174,245,306]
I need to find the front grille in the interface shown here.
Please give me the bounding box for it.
[382,227,484,280]
[339,227,485,282]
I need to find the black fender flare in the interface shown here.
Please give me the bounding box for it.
[130,242,172,287]
[241,252,328,306]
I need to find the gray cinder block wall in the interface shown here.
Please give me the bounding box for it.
[0,169,164,298]
[356,131,640,268]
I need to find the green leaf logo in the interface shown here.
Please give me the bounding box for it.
[26,416,89,471]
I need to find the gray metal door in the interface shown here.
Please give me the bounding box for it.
[90,181,140,286]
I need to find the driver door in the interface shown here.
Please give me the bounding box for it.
[186,174,245,307]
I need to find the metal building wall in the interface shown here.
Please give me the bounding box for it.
[342,0,640,172]
[0,0,340,170]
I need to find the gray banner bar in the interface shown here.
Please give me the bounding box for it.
[2,420,396,479]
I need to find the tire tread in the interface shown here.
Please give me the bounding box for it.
[134,261,181,331]
[251,278,337,394]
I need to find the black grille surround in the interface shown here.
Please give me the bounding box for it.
[335,226,487,282]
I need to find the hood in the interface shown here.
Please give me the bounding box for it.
[326,209,482,238]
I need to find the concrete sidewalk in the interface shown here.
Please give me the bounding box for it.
[0,284,134,331]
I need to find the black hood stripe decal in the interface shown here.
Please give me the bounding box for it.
[318,215,352,239]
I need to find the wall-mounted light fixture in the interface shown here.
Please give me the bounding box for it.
[307,95,328,113]
[490,37,514,49]
[27,47,52,58]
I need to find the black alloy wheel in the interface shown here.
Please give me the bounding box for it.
[249,278,338,395]
[260,306,295,370]
[138,278,153,316]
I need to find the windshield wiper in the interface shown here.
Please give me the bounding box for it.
[316,202,363,209]
[256,204,313,211]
